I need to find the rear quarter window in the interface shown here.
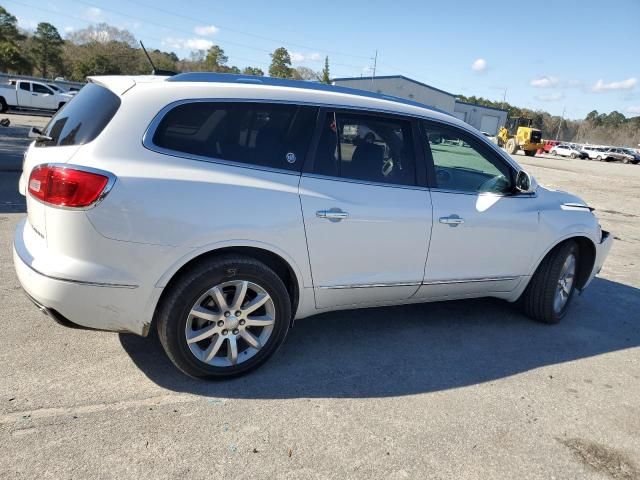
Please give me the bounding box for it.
[150,102,317,172]
[37,83,121,148]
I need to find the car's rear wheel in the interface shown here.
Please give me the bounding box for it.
[156,255,291,379]
[521,241,579,324]
[570,153,577,159]
[0,97,7,113]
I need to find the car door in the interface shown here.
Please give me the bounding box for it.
[299,110,432,308]
[16,81,32,107]
[31,83,56,109]
[414,120,539,300]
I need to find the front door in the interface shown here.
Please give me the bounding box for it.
[299,111,432,308]
[415,121,539,299]
[31,83,56,109]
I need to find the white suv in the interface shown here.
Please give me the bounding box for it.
[14,74,613,378]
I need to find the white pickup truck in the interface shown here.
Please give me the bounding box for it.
[0,79,74,112]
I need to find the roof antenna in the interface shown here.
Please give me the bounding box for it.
[139,41,176,76]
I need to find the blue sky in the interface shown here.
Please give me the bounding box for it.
[7,0,639,119]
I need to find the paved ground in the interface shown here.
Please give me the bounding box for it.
[1,116,639,479]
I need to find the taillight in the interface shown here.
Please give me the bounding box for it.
[28,165,112,208]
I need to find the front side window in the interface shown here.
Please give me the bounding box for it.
[19,82,30,92]
[152,102,317,172]
[422,123,513,194]
[32,84,53,94]
[314,111,416,186]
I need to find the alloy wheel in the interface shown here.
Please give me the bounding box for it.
[184,280,276,367]
[553,253,576,314]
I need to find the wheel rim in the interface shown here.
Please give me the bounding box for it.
[554,253,576,314]
[184,280,276,367]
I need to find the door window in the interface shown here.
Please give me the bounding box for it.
[152,102,317,172]
[32,84,53,94]
[19,82,30,91]
[314,112,416,186]
[422,123,512,194]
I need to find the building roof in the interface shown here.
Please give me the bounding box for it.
[166,72,450,114]
[454,100,508,113]
[332,75,456,98]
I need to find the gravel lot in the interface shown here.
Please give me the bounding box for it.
[1,114,638,479]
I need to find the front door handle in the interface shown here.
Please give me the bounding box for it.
[316,209,349,222]
[439,215,464,227]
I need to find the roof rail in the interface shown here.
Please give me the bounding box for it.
[167,72,449,114]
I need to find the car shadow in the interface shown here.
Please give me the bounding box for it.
[0,172,25,213]
[119,277,640,398]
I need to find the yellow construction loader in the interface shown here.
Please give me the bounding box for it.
[496,117,544,157]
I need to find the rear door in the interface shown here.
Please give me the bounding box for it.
[299,109,432,308]
[16,81,32,107]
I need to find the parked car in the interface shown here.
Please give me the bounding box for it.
[600,148,635,164]
[0,79,74,112]
[620,148,640,164]
[550,144,587,159]
[542,140,560,153]
[14,74,612,379]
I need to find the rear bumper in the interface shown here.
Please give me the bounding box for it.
[13,218,151,335]
[583,230,613,289]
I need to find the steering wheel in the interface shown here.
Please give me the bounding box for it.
[478,175,509,193]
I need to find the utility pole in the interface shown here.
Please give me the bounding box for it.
[555,107,566,141]
[502,87,507,103]
[371,50,377,88]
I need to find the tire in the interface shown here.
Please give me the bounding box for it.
[506,138,518,155]
[156,255,292,379]
[570,153,577,159]
[0,97,7,113]
[597,156,604,161]
[520,241,579,324]
[524,150,536,157]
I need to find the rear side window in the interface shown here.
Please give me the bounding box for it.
[151,102,317,172]
[37,83,121,148]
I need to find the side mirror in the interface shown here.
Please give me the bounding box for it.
[515,170,536,194]
[28,127,42,139]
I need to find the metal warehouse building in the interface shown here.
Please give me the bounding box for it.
[332,75,507,135]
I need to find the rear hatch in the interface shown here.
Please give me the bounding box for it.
[20,83,121,240]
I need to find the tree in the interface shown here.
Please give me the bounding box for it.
[320,56,330,84]
[31,23,63,78]
[0,6,30,73]
[242,66,264,76]
[204,45,228,71]
[67,23,136,46]
[294,66,319,81]
[269,47,293,78]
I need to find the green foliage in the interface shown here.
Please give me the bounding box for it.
[242,66,264,76]
[0,6,29,73]
[321,56,330,84]
[269,47,294,78]
[204,45,228,71]
[31,23,64,78]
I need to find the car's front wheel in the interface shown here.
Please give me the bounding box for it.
[156,255,291,379]
[521,241,579,324]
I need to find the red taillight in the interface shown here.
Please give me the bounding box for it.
[28,165,111,208]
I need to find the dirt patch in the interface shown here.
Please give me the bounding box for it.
[558,437,639,479]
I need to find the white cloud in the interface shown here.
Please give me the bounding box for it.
[194,25,218,36]
[85,7,103,21]
[64,26,74,33]
[627,106,640,114]
[592,78,637,92]
[289,51,322,63]
[162,37,214,51]
[471,58,487,73]
[530,76,559,88]
[16,16,38,30]
[535,92,565,102]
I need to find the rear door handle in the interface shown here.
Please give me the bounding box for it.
[439,215,464,227]
[316,209,349,222]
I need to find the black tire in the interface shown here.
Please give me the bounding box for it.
[520,241,579,324]
[156,255,291,379]
[506,138,518,155]
[524,150,536,157]
[0,97,7,113]
[597,155,604,161]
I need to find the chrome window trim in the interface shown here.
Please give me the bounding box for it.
[141,97,518,175]
[429,187,537,198]
[27,163,117,211]
[302,172,430,192]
